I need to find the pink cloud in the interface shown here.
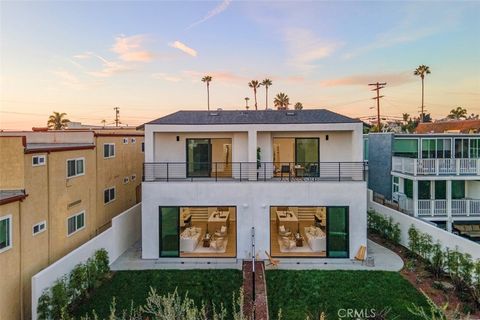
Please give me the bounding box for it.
[112,35,154,62]
[169,41,198,57]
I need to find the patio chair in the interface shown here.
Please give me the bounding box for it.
[354,245,367,264]
[278,225,292,237]
[308,164,319,177]
[214,225,227,237]
[265,251,279,267]
[280,165,291,180]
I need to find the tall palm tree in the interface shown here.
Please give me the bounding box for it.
[294,102,303,110]
[402,113,410,123]
[414,65,431,122]
[201,75,212,111]
[260,78,273,110]
[47,112,70,130]
[244,97,250,110]
[248,80,261,110]
[274,93,290,110]
[101,119,107,128]
[447,107,468,120]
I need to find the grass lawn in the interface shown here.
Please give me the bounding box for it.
[73,269,242,319]
[266,270,430,320]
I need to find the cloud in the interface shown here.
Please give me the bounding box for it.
[112,35,154,62]
[169,41,198,57]
[187,0,231,29]
[84,54,131,77]
[152,73,182,82]
[320,71,415,87]
[51,70,86,90]
[283,28,342,73]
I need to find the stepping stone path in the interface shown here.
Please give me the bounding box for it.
[243,260,269,320]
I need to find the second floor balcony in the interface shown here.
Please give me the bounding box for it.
[143,161,366,182]
[392,156,480,176]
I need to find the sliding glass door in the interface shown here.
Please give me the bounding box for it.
[295,138,319,177]
[327,207,349,258]
[159,207,179,257]
[187,139,211,177]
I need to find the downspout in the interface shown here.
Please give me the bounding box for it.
[47,152,51,264]
[19,199,23,320]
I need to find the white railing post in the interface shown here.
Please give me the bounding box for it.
[435,159,439,175]
[446,180,452,223]
[414,160,417,175]
[401,158,405,173]
[456,159,460,175]
[413,180,419,217]
[431,200,434,217]
[467,199,470,217]
[477,159,480,175]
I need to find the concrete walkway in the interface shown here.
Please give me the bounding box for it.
[111,239,403,272]
[265,239,404,271]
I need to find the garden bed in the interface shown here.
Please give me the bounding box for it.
[266,270,430,320]
[72,269,243,319]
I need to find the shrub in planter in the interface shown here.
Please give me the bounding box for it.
[94,248,109,276]
[37,289,52,320]
[408,225,420,257]
[428,242,445,279]
[69,263,88,303]
[51,278,69,319]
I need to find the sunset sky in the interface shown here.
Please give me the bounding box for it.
[1,1,479,130]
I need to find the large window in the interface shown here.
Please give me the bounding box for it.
[67,211,85,236]
[67,158,85,178]
[421,138,451,159]
[404,179,413,198]
[452,181,465,199]
[455,138,470,158]
[103,143,115,158]
[469,139,480,158]
[393,139,418,158]
[0,215,12,252]
[159,206,237,258]
[435,181,446,200]
[295,138,319,176]
[327,207,349,258]
[418,181,431,200]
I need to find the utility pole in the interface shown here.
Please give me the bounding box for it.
[113,107,120,127]
[368,82,386,131]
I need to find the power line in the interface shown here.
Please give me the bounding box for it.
[368,82,387,130]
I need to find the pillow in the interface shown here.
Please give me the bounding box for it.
[279,225,285,232]
[221,225,227,233]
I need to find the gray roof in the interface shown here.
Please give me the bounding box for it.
[0,190,25,202]
[146,109,361,126]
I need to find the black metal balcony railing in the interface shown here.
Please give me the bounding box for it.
[143,162,366,182]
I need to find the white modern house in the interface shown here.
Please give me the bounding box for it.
[367,133,480,236]
[141,109,367,261]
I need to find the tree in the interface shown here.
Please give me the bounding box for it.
[201,75,212,111]
[244,97,250,110]
[468,113,479,120]
[101,119,106,128]
[402,113,410,123]
[294,102,303,110]
[447,107,468,120]
[260,78,273,110]
[274,93,290,110]
[248,80,261,110]
[47,112,70,130]
[414,65,431,123]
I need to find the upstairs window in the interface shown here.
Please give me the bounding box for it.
[131,174,137,181]
[103,143,115,158]
[392,176,399,193]
[141,142,145,152]
[0,215,12,252]
[67,212,85,236]
[33,221,47,235]
[32,155,46,166]
[123,138,128,144]
[67,158,85,178]
[131,138,136,144]
[123,177,129,184]
[104,187,115,204]
[393,139,418,158]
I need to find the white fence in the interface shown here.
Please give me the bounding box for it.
[31,203,141,319]
[368,190,480,261]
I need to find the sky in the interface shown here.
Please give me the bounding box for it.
[1,1,479,130]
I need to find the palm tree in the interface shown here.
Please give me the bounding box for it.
[244,97,250,110]
[274,93,290,110]
[294,102,303,110]
[201,75,212,111]
[260,78,273,110]
[101,119,107,128]
[47,112,70,130]
[414,65,431,122]
[402,113,410,123]
[248,80,261,110]
[447,107,468,120]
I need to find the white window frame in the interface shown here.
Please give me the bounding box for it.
[392,176,400,193]
[123,138,128,144]
[131,174,137,181]
[32,220,47,236]
[0,215,12,253]
[66,157,85,178]
[32,155,46,166]
[104,186,116,204]
[131,138,136,144]
[67,211,85,236]
[103,143,115,159]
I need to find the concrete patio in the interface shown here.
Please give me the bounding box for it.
[111,239,403,272]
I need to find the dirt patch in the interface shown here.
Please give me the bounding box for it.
[243,261,269,320]
[369,233,480,318]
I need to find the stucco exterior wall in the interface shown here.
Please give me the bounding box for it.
[367,133,394,199]
[0,201,22,320]
[0,137,25,189]
[142,181,367,260]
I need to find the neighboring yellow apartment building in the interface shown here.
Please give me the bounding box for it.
[0,129,144,320]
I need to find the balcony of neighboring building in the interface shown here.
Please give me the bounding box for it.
[391,136,480,177]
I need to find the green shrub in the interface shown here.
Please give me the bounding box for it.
[51,278,69,319]
[367,210,401,244]
[428,242,445,279]
[37,289,52,320]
